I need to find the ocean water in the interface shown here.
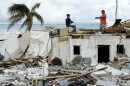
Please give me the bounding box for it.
[0,23,100,30]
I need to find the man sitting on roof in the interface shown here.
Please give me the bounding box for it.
[65,14,76,32]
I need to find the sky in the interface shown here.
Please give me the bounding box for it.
[0,0,130,26]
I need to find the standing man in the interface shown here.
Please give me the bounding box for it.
[65,14,76,32]
[96,10,107,32]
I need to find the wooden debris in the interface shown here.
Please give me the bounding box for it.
[0,56,43,65]
[33,74,79,80]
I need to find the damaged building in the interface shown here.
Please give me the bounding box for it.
[52,20,130,66]
[0,19,130,86]
[52,31,130,66]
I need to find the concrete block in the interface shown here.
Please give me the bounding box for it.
[59,27,69,37]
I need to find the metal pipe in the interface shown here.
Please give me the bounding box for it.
[115,0,118,21]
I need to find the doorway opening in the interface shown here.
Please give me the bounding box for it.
[98,45,109,63]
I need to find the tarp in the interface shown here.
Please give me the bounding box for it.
[0,31,51,61]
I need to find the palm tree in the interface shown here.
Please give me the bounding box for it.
[8,3,44,31]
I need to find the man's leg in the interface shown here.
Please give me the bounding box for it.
[69,25,76,32]
[99,24,103,32]
[103,24,106,32]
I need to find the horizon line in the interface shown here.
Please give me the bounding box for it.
[0,21,101,24]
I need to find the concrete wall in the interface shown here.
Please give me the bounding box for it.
[52,34,130,66]
[52,38,70,66]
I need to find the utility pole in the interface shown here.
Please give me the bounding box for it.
[115,0,118,21]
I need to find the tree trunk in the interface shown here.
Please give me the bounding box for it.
[27,21,32,31]
[26,14,33,31]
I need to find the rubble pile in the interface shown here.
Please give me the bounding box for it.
[0,56,130,86]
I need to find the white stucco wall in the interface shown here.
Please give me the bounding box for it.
[52,38,70,66]
[52,34,130,66]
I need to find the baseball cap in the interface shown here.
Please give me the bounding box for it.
[67,14,70,16]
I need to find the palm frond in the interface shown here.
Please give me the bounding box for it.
[20,19,27,29]
[8,17,23,30]
[31,3,40,12]
[31,12,44,25]
[8,13,25,22]
[8,22,15,30]
[8,4,30,15]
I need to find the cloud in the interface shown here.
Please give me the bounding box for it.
[0,0,130,25]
